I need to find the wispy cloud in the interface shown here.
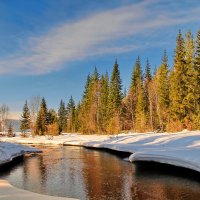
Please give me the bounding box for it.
[0,0,199,75]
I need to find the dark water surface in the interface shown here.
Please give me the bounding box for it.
[1,146,200,200]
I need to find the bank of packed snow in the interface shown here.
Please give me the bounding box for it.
[0,142,41,166]
[1,130,200,172]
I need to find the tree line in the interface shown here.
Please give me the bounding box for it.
[20,30,200,135]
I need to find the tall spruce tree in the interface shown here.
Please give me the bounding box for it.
[20,100,31,134]
[155,50,169,130]
[183,31,196,127]
[144,59,152,129]
[135,76,146,131]
[88,67,100,133]
[83,73,91,101]
[78,73,93,133]
[169,30,187,129]
[67,96,76,132]
[36,97,48,135]
[48,109,58,124]
[58,100,67,133]
[98,73,109,133]
[194,30,200,128]
[126,57,143,130]
[47,109,59,136]
[75,101,81,132]
[107,59,122,133]
[108,59,122,112]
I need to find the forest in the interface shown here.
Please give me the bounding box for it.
[20,30,200,135]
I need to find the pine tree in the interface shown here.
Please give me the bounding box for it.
[83,73,91,101]
[75,102,81,131]
[78,73,93,133]
[20,100,31,134]
[155,50,169,130]
[144,59,152,130]
[48,109,58,124]
[47,109,59,136]
[194,30,200,128]
[126,57,143,130]
[98,73,109,133]
[108,59,122,112]
[169,31,186,124]
[67,96,76,132]
[93,66,99,82]
[58,100,67,133]
[182,31,196,128]
[87,67,101,133]
[107,59,122,133]
[36,97,48,135]
[135,76,146,131]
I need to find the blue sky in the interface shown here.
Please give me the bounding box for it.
[0,0,200,119]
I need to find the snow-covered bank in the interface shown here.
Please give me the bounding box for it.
[0,142,41,166]
[0,180,77,200]
[1,131,200,173]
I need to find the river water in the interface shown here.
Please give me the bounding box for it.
[1,146,200,200]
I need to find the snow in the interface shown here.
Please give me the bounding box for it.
[0,142,41,166]
[1,130,200,173]
[0,179,77,200]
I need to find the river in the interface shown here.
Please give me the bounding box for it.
[1,146,200,200]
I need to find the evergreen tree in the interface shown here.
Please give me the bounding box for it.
[93,66,99,82]
[36,97,48,135]
[98,73,109,133]
[87,67,101,133]
[20,100,31,134]
[58,100,67,133]
[67,96,76,132]
[48,109,58,124]
[47,109,59,136]
[83,73,91,101]
[155,50,169,130]
[107,59,123,133]
[194,30,200,128]
[78,73,93,133]
[135,76,146,131]
[145,59,152,82]
[75,102,81,131]
[183,31,196,128]
[144,59,152,130]
[126,57,143,130]
[169,30,187,129]
[108,59,122,112]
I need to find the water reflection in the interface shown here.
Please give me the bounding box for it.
[1,146,200,200]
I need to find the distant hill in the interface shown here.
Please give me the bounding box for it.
[8,119,21,132]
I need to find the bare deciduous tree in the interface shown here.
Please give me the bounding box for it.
[0,104,9,133]
[29,96,41,135]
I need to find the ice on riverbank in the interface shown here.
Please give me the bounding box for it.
[1,130,200,172]
[0,142,41,166]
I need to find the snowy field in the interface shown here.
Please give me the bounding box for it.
[1,130,200,173]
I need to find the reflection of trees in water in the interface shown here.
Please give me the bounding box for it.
[3,147,200,200]
[22,153,47,193]
[131,162,200,200]
[81,149,134,200]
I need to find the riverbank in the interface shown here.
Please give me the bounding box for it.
[0,142,41,166]
[0,179,77,200]
[1,130,200,173]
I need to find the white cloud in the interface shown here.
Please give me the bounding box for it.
[0,0,199,75]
